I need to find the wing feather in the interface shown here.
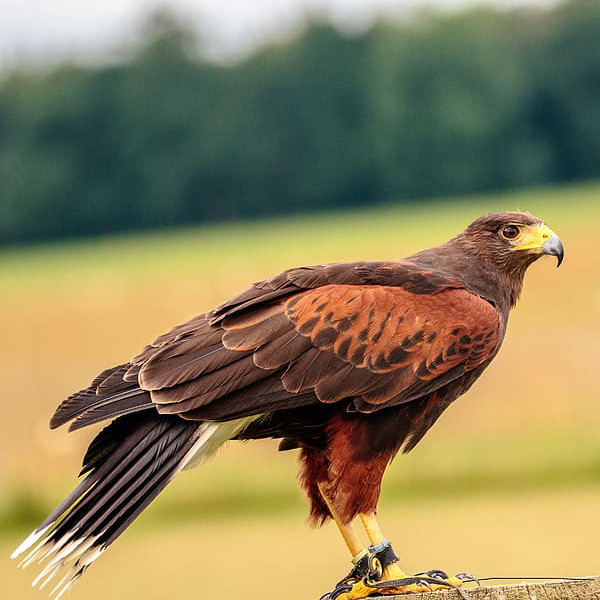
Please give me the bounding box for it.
[51,261,500,430]
[282,284,501,410]
[139,341,249,390]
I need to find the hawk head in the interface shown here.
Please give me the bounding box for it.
[463,211,564,271]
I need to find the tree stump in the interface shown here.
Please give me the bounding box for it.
[376,578,600,600]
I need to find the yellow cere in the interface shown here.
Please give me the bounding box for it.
[514,223,554,251]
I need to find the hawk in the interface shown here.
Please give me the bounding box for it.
[12,211,564,599]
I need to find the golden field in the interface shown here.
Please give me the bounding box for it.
[2,182,600,599]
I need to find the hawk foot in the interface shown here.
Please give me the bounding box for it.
[322,552,381,600]
[323,568,478,600]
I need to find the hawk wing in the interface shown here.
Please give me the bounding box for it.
[51,262,501,429]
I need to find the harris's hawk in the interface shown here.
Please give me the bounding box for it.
[13,212,564,599]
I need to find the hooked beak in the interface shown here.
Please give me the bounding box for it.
[514,223,565,267]
[541,233,564,267]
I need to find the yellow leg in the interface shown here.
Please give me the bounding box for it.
[358,513,407,580]
[317,483,368,564]
[318,496,466,599]
[359,512,465,594]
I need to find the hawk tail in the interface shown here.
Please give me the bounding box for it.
[11,412,252,598]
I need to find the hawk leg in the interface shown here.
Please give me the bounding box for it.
[321,507,473,600]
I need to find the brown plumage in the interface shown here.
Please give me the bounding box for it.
[13,211,564,596]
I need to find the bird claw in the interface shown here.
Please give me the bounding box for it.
[368,575,439,591]
[456,572,481,587]
[322,558,479,599]
[416,569,450,580]
[321,552,383,600]
[321,582,353,600]
[323,574,456,599]
[416,569,480,589]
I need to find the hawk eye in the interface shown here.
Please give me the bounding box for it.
[501,225,520,240]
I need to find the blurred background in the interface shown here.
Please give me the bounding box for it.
[1,0,600,598]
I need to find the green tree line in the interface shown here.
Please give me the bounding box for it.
[0,0,598,244]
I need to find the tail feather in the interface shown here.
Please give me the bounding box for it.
[11,414,204,597]
[95,429,196,548]
[58,426,192,548]
[79,415,149,475]
[13,412,256,598]
[45,420,170,544]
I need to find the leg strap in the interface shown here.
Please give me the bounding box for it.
[368,539,399,572]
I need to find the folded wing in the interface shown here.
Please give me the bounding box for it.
[51,262,500,429]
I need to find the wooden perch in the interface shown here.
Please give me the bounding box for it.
[377,578,600,600]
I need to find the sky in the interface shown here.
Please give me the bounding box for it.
[0,0,559,69]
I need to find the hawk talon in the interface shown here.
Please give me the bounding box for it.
[409,575,472,600]
[419,580,434,592]
[323,566,478,599]
[322,552,384,600]
[322,583,353,600]
[366,575,453,590]
[324,576,437,600]
[456,572,481,587]
[416,569,450,580]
